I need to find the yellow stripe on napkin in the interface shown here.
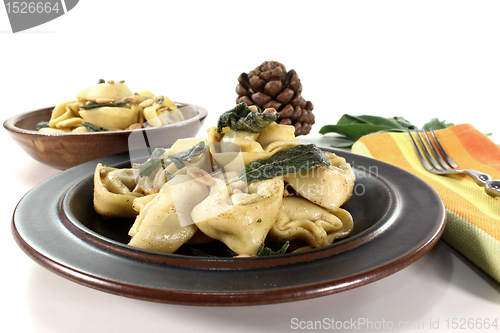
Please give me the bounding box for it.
[352,124,500,282]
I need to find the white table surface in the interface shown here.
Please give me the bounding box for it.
[2,1,500,332]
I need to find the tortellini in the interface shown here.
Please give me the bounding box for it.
[208,122,299,165]
[269,197,353,248]
[78,106,140,130]
[284,152,356,212]
[128,175,209,253]
[39,80,184,133]
[93,163,142,218]
[191,177,284,256]
[134,138,211,194]
[77,81,133,101]
[143,103,184,127]
[92,106,356,257]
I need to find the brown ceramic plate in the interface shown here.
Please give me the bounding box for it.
[11,148,446,306]
[3,103,207,169]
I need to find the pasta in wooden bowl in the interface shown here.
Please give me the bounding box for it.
[38,79,184,133]
[4,80,208,169]
[93,103,355,257]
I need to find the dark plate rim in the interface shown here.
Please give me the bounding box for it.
[11,148,446,306]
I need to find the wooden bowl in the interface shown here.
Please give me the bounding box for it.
[4,103,208,169]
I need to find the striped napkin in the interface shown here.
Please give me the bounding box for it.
[352,124,500,283]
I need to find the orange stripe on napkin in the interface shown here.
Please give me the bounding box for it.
[448,125,500,171]
[352,124,500,282]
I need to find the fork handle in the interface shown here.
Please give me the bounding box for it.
[463,170,500,197]
[485,180,500,197]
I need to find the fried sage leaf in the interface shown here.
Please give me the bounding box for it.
[174,141,206,161]
[257,241,290,256]
[139,142,206,177]
[80,100,131,110]
[217,102,279,133]
[237,144,330,183]
[81,122,108,132]
[36,121,50,130]
[138,148,166,177]
[167,141,206,169]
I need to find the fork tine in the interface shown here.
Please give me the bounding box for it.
[421,130,448,170]
[407,129,434,171]
[414,128,443,170]
[429,129,458,169]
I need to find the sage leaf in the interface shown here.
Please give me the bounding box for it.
[81,122,108,132]
[151,148,166,159]
[164,170,174,181]
[393,116,415,129]
[167,155,185,169]
[217,102,279,133]
[80,100,131,110]
[237,144,330,183]
[320,123,397,142]
[139,142,206,177]
[167,141,206,169]
[325,136,356,148]
[423,118,454,130]
[174,141,205,161]
[257,241,290,256]
[320,114,453,148]
[36,121,50,130]
[138,158,161,177]
[138,148,165,177]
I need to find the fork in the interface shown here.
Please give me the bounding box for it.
[408,128,500,197]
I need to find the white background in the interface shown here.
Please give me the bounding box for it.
[1,1,499,332]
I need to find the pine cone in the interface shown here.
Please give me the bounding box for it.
[236,61,315,136]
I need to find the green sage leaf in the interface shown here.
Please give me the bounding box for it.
[151,148,166,159]
[393,116,415,129]
[167,155,185,169]
[36,121,50,130]
[320,114,454,148]
[80,100,131,110]
[138,148,165,177]
[81,122,108,132]
[319,123,395,142]
[327,136,356,148]
[174,141,206,161]
[257,241,290,256]
[237,144,330,183]
[422,118,454,131]
[166,141,206,169]
[217,102,279,133]
[164,170,174,181]
[138,158,160,177]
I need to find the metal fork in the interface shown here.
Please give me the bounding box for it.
[408,128,500,197]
